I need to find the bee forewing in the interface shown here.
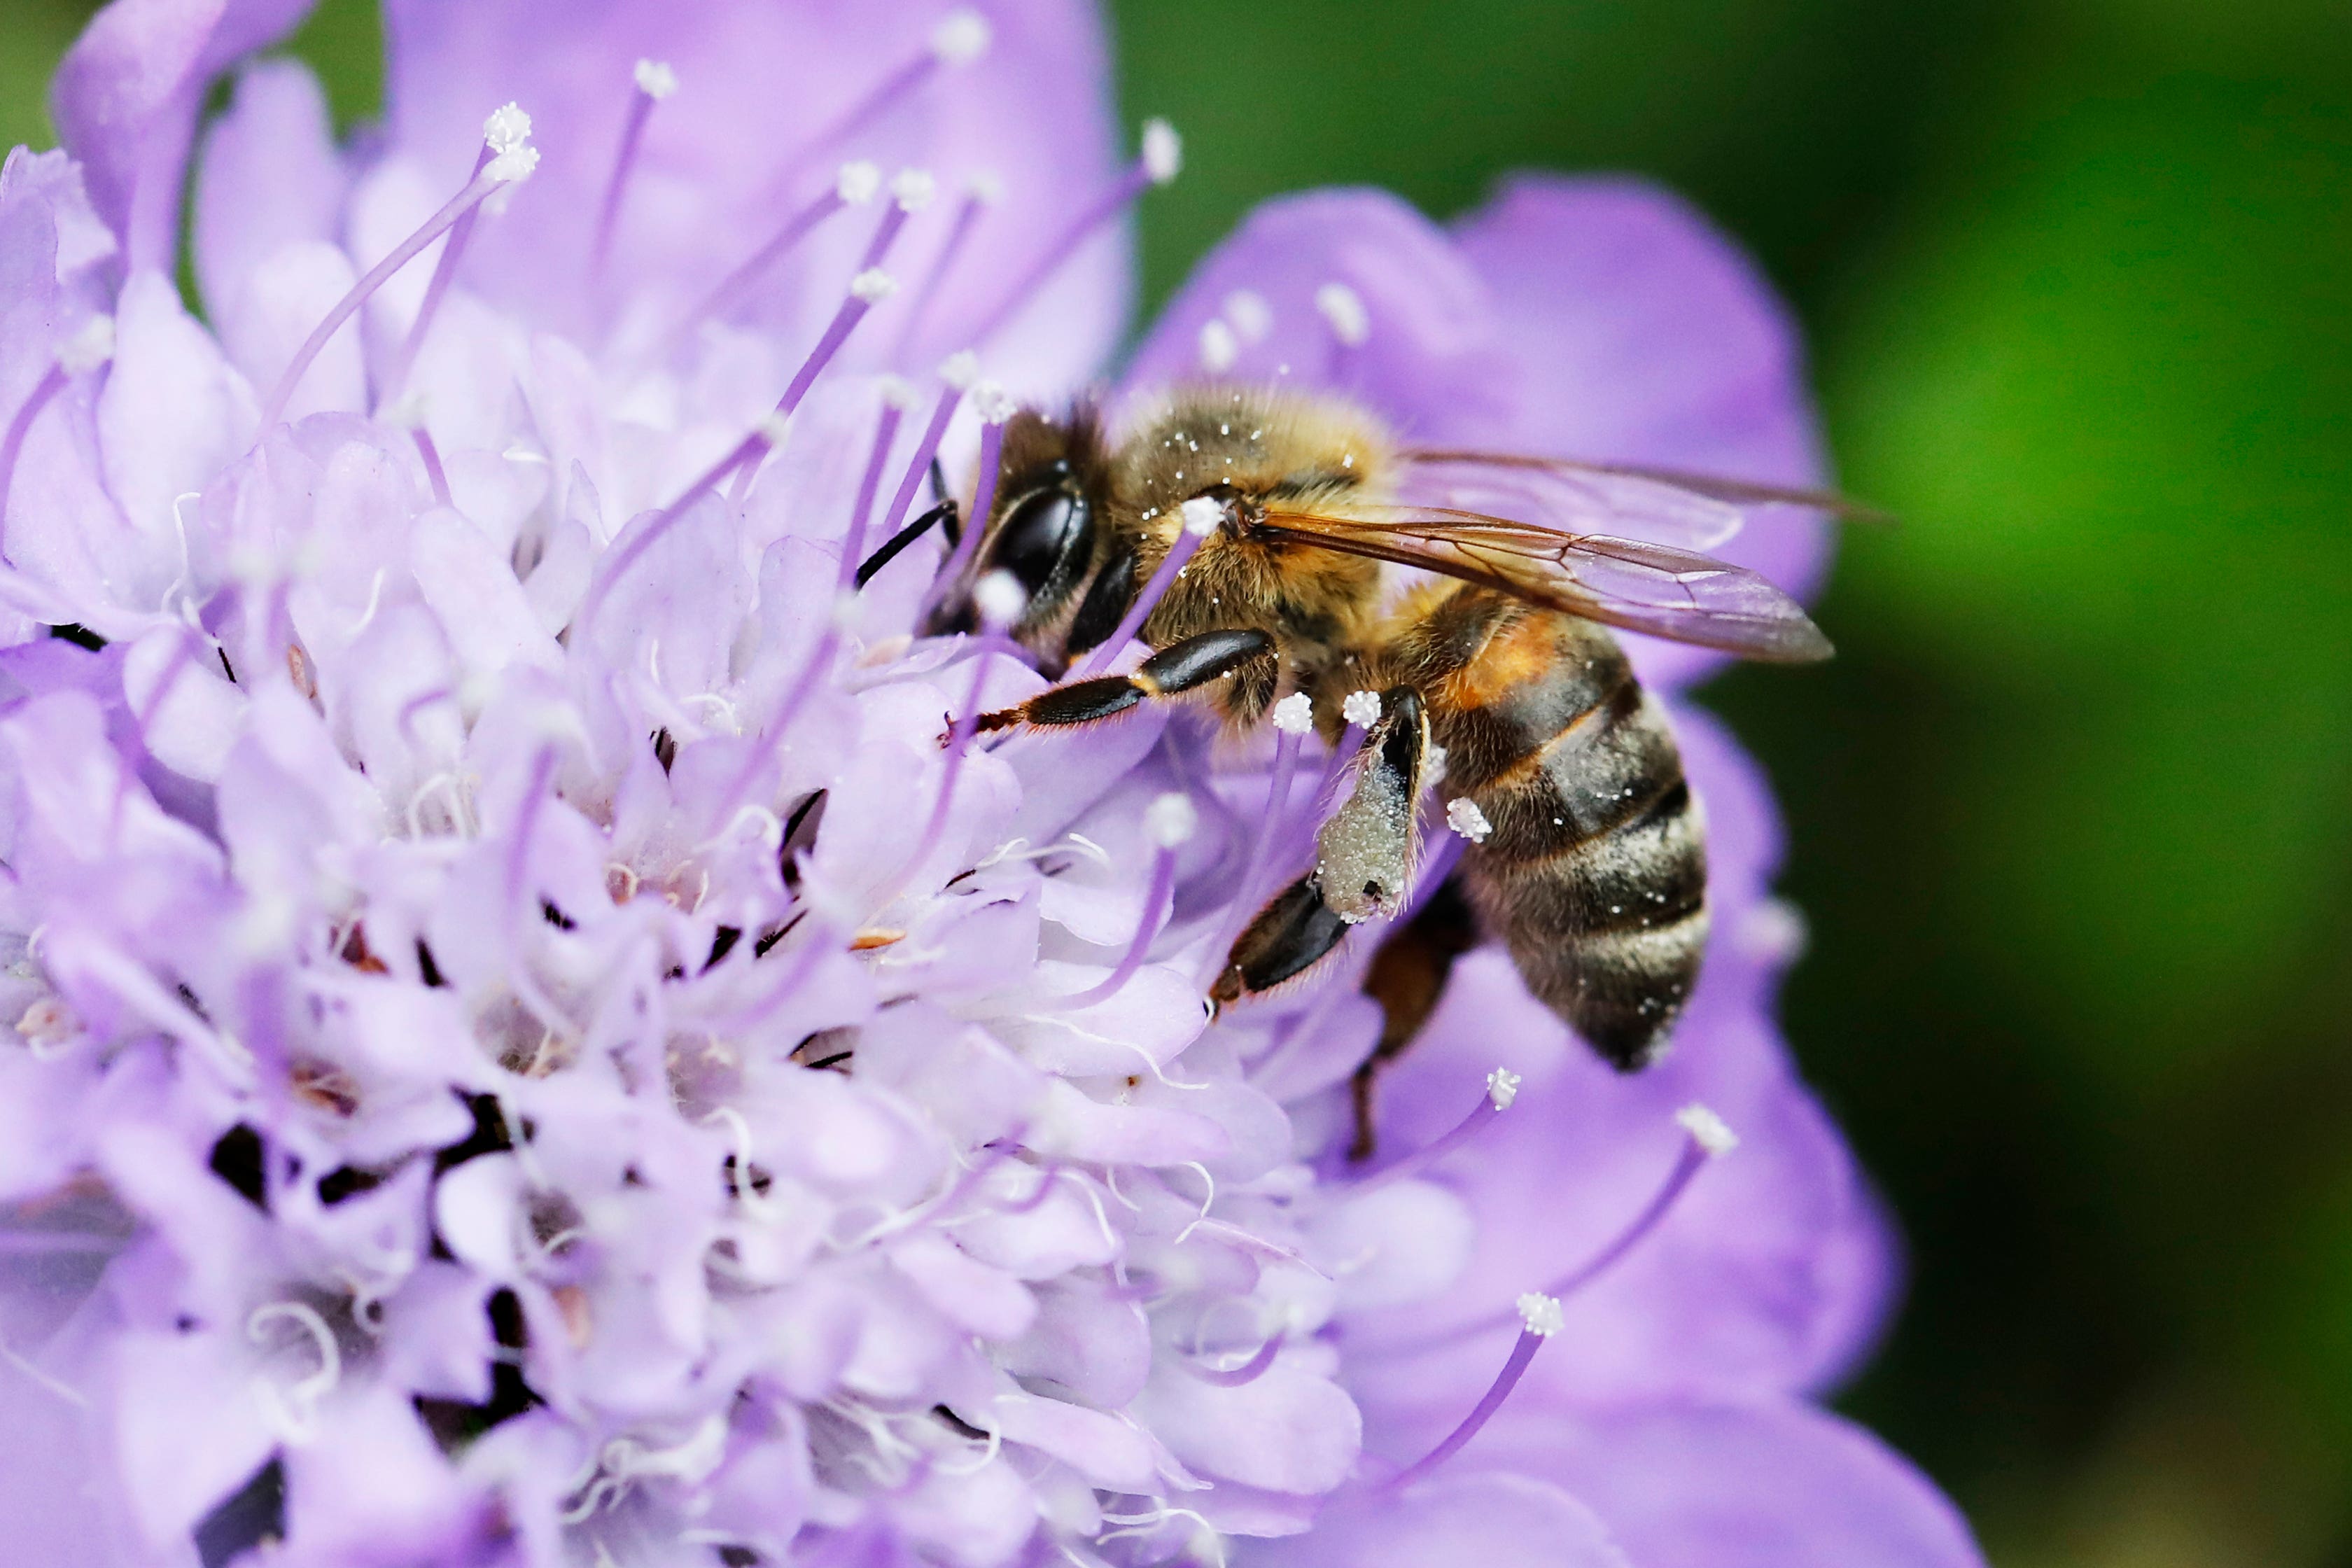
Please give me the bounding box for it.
[1398,453,1746,553]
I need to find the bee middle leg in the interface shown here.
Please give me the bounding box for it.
[1350,874,1480,1161]
[972,629,1275,734]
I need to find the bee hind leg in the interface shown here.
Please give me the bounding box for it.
[972,629,1275,734]
[1350,874,1480,1161]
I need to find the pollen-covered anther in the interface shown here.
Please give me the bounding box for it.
[1341,689,1382,727]
[930,8,993,65]
[1144,792,1199,848]
[1424,740,1449,785]
[877,374,920,412]
[973,569,1028,630]
[1198,318,1239,372]
[483,102,533,154]
[1180,495,1225,536]
[1272,692,1315,735]
[965,383,1016,428]
[1315,281,1371,346]
[1676,1102,1740,1156]
[849,267,899,304]
[966,169,1006,205]
[891,168,939,211]
[1446,797,1491,844]
[1142,118,1184,184]
[755,410,794,448]
[837,160,883,204]
[1486,1066,1522,1110]
[1516,1292,1564,1338]
[939,349,981,389]
[634,58,680,99]
[58,316,114,374]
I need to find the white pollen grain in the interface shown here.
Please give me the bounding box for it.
[1315,281,1370,346]
[1198,318,1238,372]
[1446,797,1491,844]
[836,160,883,204]
[482,102,533,153]
[1180,496,1224,536]
[930,10,992,65]
[1142,118,1183,183]
[1340,690,1381,727]
[890,168,938,211]
[1676,1103,1739,1156]
[1144,793,1198,848]
[1273,694,1315,734]
[1517,1292,1564,1338]
[633,59,679,100]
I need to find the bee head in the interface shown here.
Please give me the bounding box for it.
[926,407,1104,642]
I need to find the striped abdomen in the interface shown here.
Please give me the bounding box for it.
[1423,599,1707,1068]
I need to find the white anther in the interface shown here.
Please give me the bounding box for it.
[930,9,992,65]
[1223,288,1273,344]
[836,160,883,205]
[876,374,919,412]
[1272,693,1315,735]
[482,102,533,155]
[966,169,1006,206]
[378,389,427,431]
[1446,797,1491,844]
[938,349,980,389]
[849,267,898,303]
[1315,281,1370,346]
[57,315,114,374]
[1735,897,1809,965]
[972,380,1018,424]
[1340,689,1382,727]
[1144,792,1198,849]
[1516,1292,1564,1338]
[1486,1066,1521,1110]
[1197,318,1238,373]
[1141,118,1183,184]
[1676,1103,1739,1156]
[634,59,679,100]
[973,569,1027,630]
[485,143,540,189]
[755,410,793,447]
[1179,495,1224,536]
[891,168,938,212]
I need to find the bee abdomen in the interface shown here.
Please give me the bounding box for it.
[1451,646,1709,1070]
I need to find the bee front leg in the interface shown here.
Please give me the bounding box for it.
[971,629,1275,734]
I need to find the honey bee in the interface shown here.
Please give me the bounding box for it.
[922,386,1840,1140]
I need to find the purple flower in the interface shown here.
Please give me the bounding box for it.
[0,2,1981,1566]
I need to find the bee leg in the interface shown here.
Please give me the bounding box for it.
[972,629,1275,734]
[1317,686,1430,924]
[1349,874,1480,1161]
[1210,874,1352,1008]
[857,498,960,589]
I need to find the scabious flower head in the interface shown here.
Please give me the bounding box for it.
[0,4,1984,1567]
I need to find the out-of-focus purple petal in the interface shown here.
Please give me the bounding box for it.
[50,0,316,270]
[192,59,347,324]
[1452,175,1832,686]
[379,0,1130,391]
[1121,187,1517,442]
[1482,1399,1987,1568]
[1247,1471,1628,1568]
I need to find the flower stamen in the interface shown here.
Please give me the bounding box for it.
[1072,491,1225,677]
[1044,792,1194,1010]
[967,118,1181,349]
[895,172,999,363]
[1198,693,1312,983]
[592,60,679,278]
[680,160,879,338]
[1350,1067,1522,1194]
[1381,1292,1560,1492]
[264,106,538,433]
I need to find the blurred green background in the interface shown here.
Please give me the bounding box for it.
[7,0,2351,1562]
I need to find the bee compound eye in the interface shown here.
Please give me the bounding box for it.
[990,488,1091,597]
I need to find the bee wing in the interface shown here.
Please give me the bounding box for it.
[1258,503,1835,663]
[1399,450,1882,555]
